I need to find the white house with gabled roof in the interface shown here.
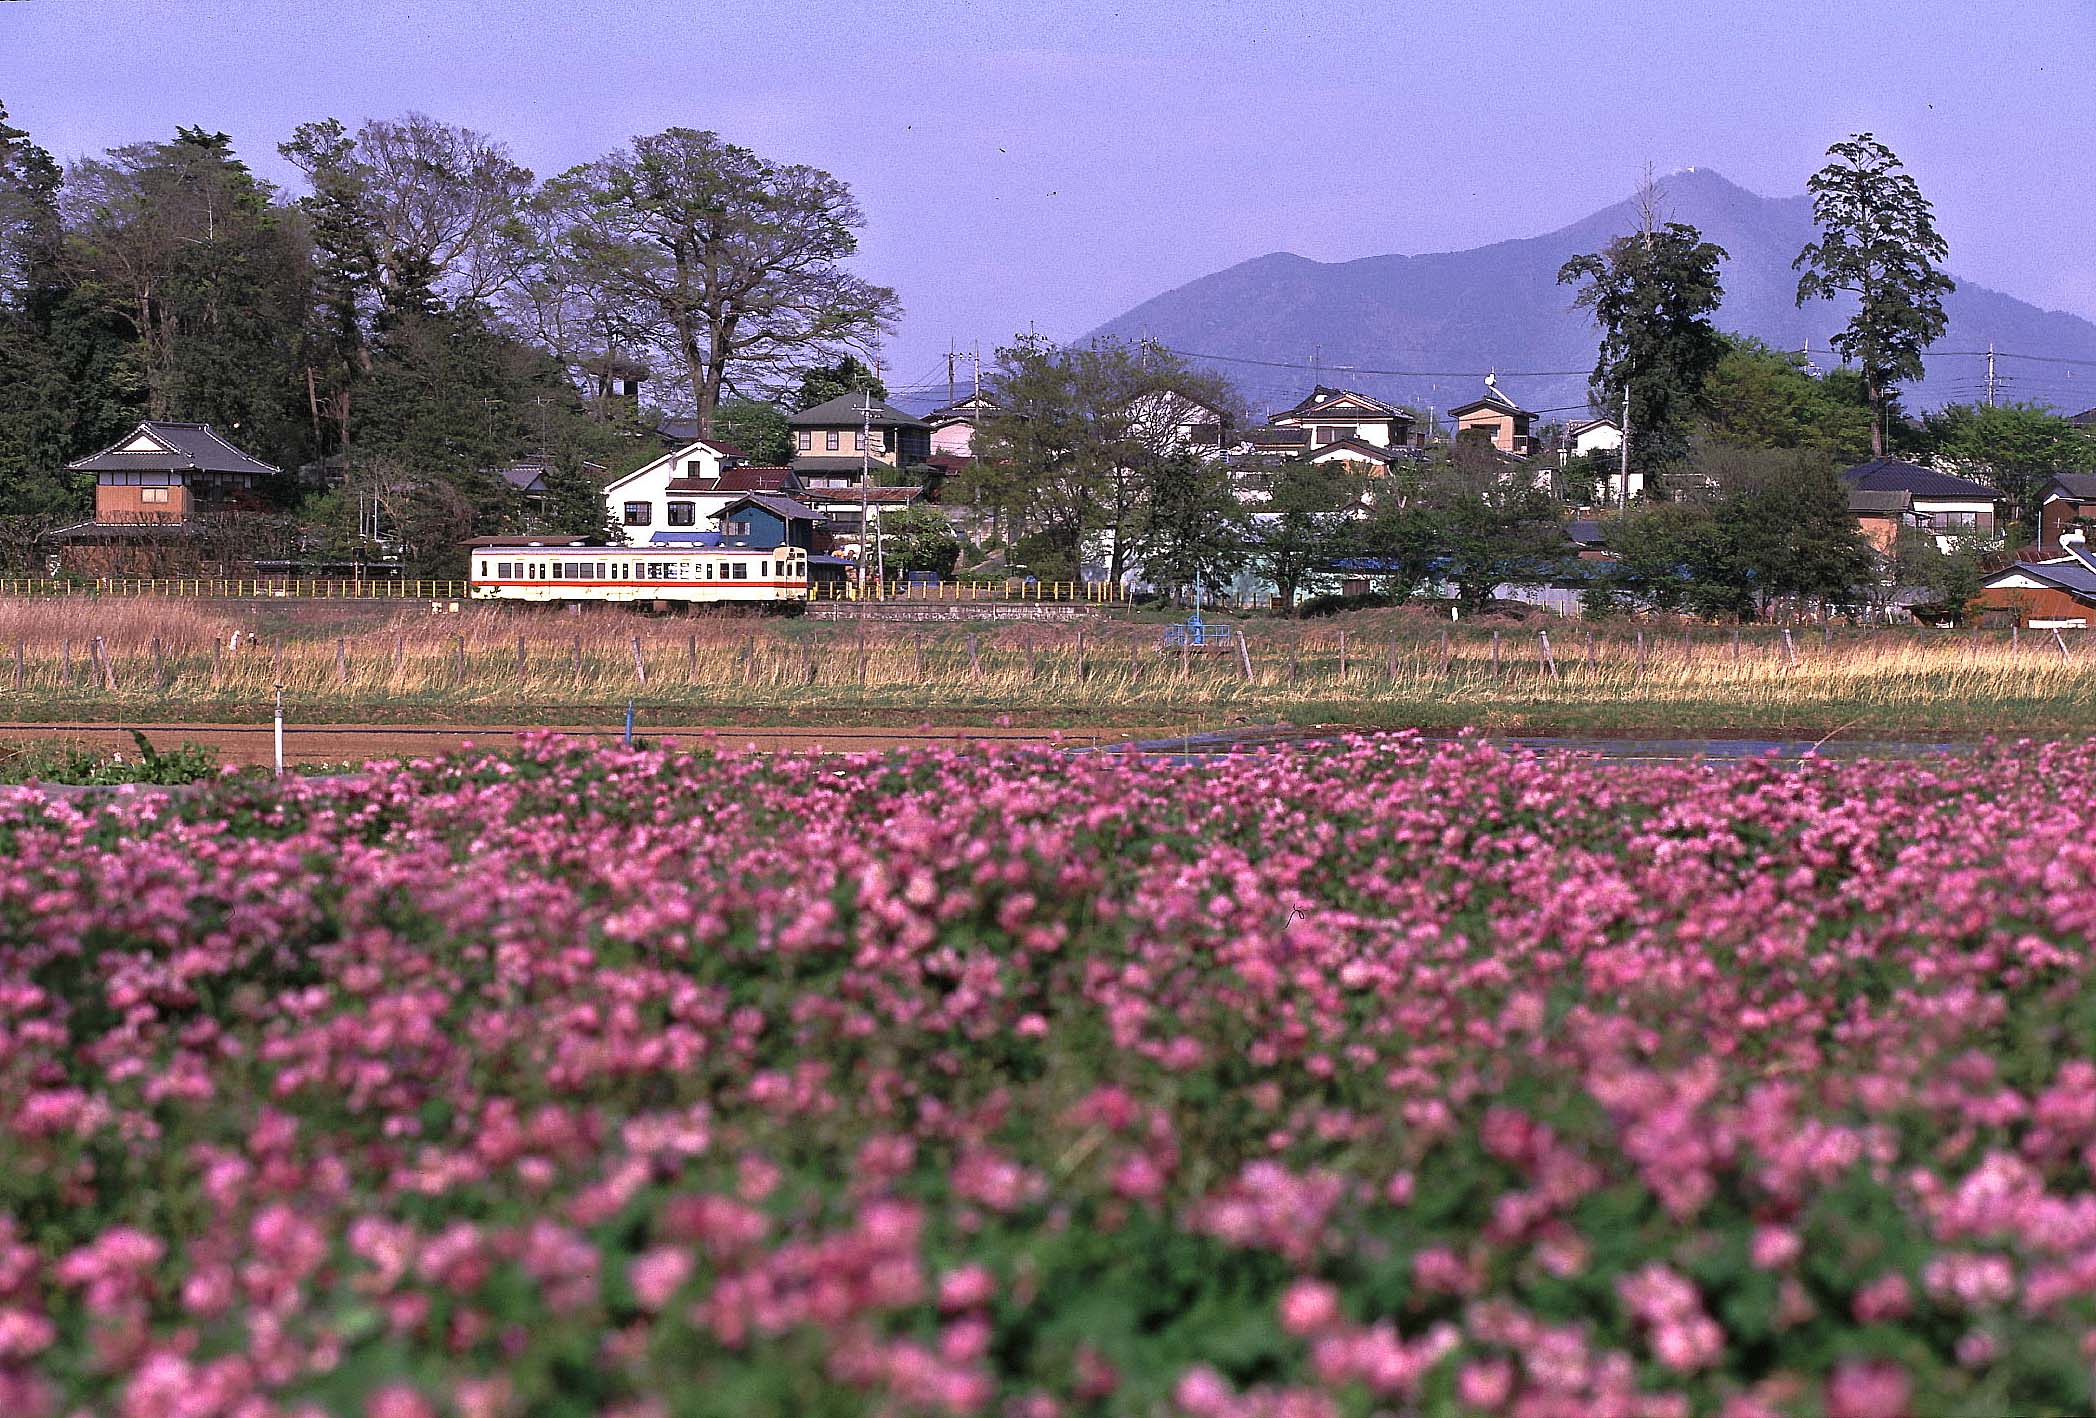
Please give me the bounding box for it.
[601,439,743,539]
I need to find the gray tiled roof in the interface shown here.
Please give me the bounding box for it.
[787,393,928,428]
[718,493,819,522]
[1840,458,1999,499]
[68,422,281,477]
[1988,556,2096,597]
[2044,473,2096,500]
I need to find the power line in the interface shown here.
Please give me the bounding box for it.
[1160,347,1593,379]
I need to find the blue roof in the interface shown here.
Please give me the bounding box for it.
[649,530,725,546]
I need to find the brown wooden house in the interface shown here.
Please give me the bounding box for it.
[44,421,287,576]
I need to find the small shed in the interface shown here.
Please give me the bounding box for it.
[714,493,818,551]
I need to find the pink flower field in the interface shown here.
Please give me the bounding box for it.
[4,732,2095,1416]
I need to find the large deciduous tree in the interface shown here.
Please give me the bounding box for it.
[965,334,1236,583]
[1558,182,1728,491]
[1794,133,1954,458]
[64,127,309,464]
[1253,461,1361,614]
[547,130,898,436]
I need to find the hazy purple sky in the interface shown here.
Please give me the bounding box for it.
[7,0,2091,404]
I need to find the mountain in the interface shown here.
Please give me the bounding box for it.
[1085,169,2096,425]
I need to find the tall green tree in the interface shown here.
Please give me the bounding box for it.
[64,127,310,466]
[712,399,794,463]
[1698,335,1874,463]
[1424,443,1570,611]
[1794,133,1955,458]
[1557,190,1729,488]
[1912,401,2093,532]
[547,129,899,436]
[1137,450,1247,604]
[1254,461,1360,614]
[965,334,1234,583]
[280,119,381,464]
[1703,444,1876,615]
[789,354,884,411]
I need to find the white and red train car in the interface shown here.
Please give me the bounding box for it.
[466,537,809,608]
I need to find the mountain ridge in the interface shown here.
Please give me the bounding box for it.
[1085,169,2096,424]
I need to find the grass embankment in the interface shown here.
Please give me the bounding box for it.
[2,597,2093,739]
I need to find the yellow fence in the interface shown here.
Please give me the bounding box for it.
[809,579,1127,604]
[0,576,1128,604]
[0,577,471,600]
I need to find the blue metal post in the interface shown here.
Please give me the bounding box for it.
[624,700,634,748]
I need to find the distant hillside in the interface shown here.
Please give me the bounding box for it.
[1085,168,2096,425]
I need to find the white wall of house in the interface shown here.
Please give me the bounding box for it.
[1124,390,1227,458]
[930,420,975,457]
[601,440,737,538]
[1569,422,1622,458]
[1911,496,1999,552]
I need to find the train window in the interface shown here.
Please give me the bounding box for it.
[594,562,606,578]
[733,562,749,580]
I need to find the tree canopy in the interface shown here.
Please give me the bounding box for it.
[1558,210,1729,485]
[1795,134,1954,457]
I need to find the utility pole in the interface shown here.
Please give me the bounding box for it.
[858,390,873,606]
[1985,341,2000,408]
[946,345,957,408]
[1619,382,1632,508]
[971,347,981,400]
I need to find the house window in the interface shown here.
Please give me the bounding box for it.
[667,502,696,526]
[140,487,170,504]
[797,431,812,451]
[623,502,652,527]
[854,431,865,452]
[825,430,840,451]
[722,520,749,537]
[1931,510,1983,533]
[1316,426,1349,445]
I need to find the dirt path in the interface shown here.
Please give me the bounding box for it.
[0,721,1155,769]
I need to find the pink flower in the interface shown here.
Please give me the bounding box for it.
[628,1247,692,1312]
[1278,1279,1340,1336]
[938,1265,996,1312]
[1457,1358,1514,1408]
[1750,1226,1801,1270]
[1825,1360,1912,1418]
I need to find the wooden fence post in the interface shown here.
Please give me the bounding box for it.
[1732,628,1742,666]
[1236,628,1254,682]
[1782,628,1798,668]
[859,628,870,688]
[150,636,167,693]
[1337,629,1348,681]
[93,637,114,691]
[62,639,73,687]
[1026,638,1038,683]
[572,637,585,678]
[336,637,350,684]
[968,633,982,679]
[2013,625,2021,654]
[1583,630,1595,675]
[1287,641,1299,686]
[2055,627,2072,661]
[915,635,928,682]
[1439,629,1451,677]
[630,636,649,685]
[1490,631,1502,678]
[687,633,698,678]
[393,632,405,671]
[517,635,528,678]
[453,635,466,685]
[1634,630,1646,677]
[1539,631,1560,681]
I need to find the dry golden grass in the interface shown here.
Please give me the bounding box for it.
[0,599,2091,734]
